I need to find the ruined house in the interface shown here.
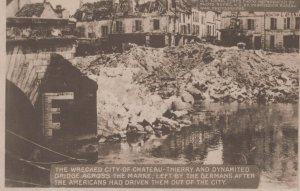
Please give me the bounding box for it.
[13,1,69,19]
[75,0,172,51]
[15,2,59,18]
[171,0,221,42]
[74,0,222,52]
[73,0,114,22]
[175,0,192,36]
[204,11,222,43]
[6,17,76,58]
[220,11,300,51]
[191,8,201,37]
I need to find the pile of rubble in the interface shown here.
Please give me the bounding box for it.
[181,46,299,103]
[71,43,299,141]
[135,43,299,103]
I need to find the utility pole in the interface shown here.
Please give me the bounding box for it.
[109,3,118,35]
[263,11,266,50]
[171,0,176,46]
[226,11,241,46]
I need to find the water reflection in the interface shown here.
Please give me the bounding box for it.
[97,103,298,185]
[216,103,298,183]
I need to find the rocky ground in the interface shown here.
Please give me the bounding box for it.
[70,43,299,140]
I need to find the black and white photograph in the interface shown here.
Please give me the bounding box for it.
[4,0,300,189]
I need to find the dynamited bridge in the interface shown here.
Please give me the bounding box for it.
[6,17,99,186]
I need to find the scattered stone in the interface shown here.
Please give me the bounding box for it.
[280,73,289,82]
[128,123,145,132]
[172,98,192,111]
[180,90,195,105]
[107,135,121,142]
[158,117,180,129]
[172,110,188,118]
[138,107,161,125]
[153,124,162,130]
[144,125,154,134]
[120,132,127,138]
[98,137,107,143]
[237,42,246,49]
[186,85,203,99]
[178,119,192,126]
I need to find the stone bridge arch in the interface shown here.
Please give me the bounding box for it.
[6,46,98,139]
[6,47,99,173]
[6,46,53,108]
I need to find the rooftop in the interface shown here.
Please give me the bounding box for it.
[15,2,57,18]
[74,0,192,22]
[137,0,167,14]
[73,0,113,21]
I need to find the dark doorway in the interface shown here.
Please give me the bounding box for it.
[254,36,262,50]
[270,35,275,49]
[284,35,300,49]
[149,35,165,48]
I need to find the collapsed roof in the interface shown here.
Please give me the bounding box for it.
[73,0,192,22]
[73,0,114,21]
[176,0,192,13]
[15,2,57,18]
[137,0,168,14]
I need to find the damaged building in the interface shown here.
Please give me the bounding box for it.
[7,0,70,19]
[75,0,172,52]
[6,17,76,57]
[220,11,300,51]
[74,0,221,53]
[204,11,221,43]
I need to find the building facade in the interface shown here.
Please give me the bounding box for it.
[220,11,300,50]
[74,0,222,51]
[75,0,173,51]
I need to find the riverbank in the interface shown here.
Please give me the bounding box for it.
[70,43,299,139]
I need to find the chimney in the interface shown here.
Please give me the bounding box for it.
[56,5,62,10]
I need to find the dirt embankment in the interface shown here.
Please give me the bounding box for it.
[71,43,299,140]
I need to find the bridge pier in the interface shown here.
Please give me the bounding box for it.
[6,51,98,163]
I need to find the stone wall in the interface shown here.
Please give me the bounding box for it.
[6,44,75,107]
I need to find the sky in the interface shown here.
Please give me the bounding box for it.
[30,0,100,14]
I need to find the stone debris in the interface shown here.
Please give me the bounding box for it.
[71,43,299,141]
[171,110,189,118]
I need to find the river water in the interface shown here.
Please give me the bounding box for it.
[97,103,298,189]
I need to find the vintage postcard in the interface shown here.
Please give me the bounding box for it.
[2,0,300,190]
